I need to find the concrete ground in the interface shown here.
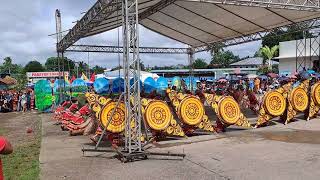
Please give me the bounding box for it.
[40,114,320,180]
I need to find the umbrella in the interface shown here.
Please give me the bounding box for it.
[278,76,289,82]
[267,72,278,78]
[246,74,258,79]
[307,69,316,74]
[217,78,227,83]
[93,78,110,94]
[144,77,156,93]
[258,75,268,80]
[300,71,311,80]
[287,74,297,79]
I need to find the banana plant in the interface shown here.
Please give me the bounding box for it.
[260,45,279,70]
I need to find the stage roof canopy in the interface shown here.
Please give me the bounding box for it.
[57,0,320,52]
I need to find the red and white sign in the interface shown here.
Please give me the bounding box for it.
[27,72,69,78]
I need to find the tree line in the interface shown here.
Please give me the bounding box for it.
[0,57,106,76]
[0,57,106,90]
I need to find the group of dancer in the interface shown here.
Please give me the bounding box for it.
[51,71,320,146]
[0,90,35,113]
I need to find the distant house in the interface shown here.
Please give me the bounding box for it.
[0,75,17,90]
[230,57,278,68]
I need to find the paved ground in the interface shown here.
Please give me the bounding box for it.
[40,113,320,180]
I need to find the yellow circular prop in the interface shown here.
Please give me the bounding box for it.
[312,83,320,105]
[178,96,204,125]
[145,101,172,131]
[290,87,308,112]
[99,102,126,133]
[264,91,286,116]
[218,96,240,125]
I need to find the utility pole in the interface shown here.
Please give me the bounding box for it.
[55,9,64,103]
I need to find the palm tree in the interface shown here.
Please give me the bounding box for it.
[260,45,279,70]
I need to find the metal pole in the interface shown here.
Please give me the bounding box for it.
[87,52,90,79]
[62,52,66,102]
[77,64,79,78]
[55,9,63,104]
[188,47,195,92]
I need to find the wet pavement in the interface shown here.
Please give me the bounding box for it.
[40,113,320,180]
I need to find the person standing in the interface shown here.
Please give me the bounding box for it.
[21,92,27,112]
[254,78,260,93]
[17,92,22,112]
[12,92,18,111]
[249,79,254,91]
[30,91,35,110]
[26,92,31,111]
[0,137,13,180]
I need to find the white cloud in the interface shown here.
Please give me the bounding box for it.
[0,0,261,68]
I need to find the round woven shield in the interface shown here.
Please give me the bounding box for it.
[218,96,240,125]
[264,91,286,116]
[290,87,308,112]
[312,83,320,105]
[145,101,172,131]
[178,96,204,125]
[99,102,126,133]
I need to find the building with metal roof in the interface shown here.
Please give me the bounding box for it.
[230,57,278,68]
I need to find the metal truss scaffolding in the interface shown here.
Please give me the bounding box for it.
[66,45,189,54]
[295,31,320,72]
[296,32,308,72]
[182,0,320,12]
[310,33,320,71]
[196,17,320,53]
[122,0,143,157]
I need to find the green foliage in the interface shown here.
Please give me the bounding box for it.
[111,65,122,71]
[262,25,312,48]
[210,50,240,68]
[45,57,75,73]
[92,65,105,74]
[24,60,45,72]
[257,64,279,74]
[78,61,89,76]
[209,42,225,55]
[0,57,27,90]
[259,45,279,68]
[13,73,28,91]
[2,116,41,180]
[140,62,146,71]
[272,64,279,73]
[193,58,208,69]
[0,57,23,74]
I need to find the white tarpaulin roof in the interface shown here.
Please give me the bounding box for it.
[81,0,320,48]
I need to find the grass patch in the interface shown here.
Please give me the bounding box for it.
[0,128,7,135]
[1,117,42,180]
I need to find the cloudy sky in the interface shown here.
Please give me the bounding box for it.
[0,0,261,68]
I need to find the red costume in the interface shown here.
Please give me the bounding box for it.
[0,137,7,180]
